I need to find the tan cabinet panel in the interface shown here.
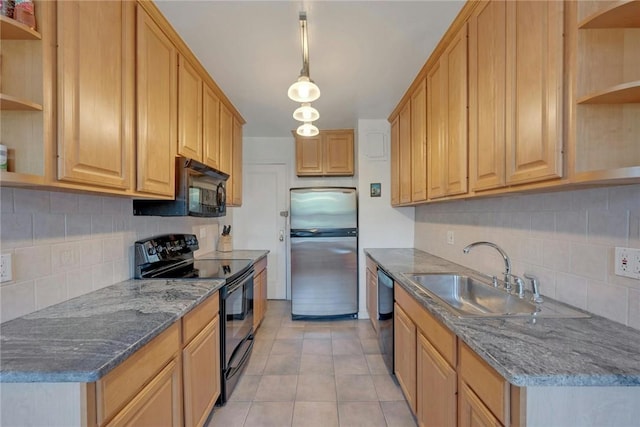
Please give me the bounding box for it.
[411,79,427,202]
[505,0,563,185]
[295,136,323,175]
[218,103,233,176]
[427,59,446,199]
[230,116,243,206]
[136,4,177,196]
[458,381,502,427]
[469,0,507,191]
[324,131,354,175]
[366,264,378,332]
[417,332,456,427]
[178,56,203,161]
[57,0,134,189]
[202,85,221,169]
[390,115,400,205]
[183,316,220,427]
[399,102,412,204]
[394,302,416,413]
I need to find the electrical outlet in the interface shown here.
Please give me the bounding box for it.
[614,247,640,280]
[447,231,455,245]
[1,253,13,283]
[199,227,207,238]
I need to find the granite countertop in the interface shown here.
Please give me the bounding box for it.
[0,250,269,383]
[365,248,640,387]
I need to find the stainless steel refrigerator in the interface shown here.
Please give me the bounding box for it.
[290,187,358,319]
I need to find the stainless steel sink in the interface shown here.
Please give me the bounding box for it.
[402,273,589,318]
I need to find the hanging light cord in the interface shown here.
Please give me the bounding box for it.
[299,12,309,77]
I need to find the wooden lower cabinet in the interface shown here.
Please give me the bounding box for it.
[458,380,503,427]
[366,262,378,332]
[417,332,456,427]
[106,358,182,427]
[253,257,268,330]
[394,302,417,413]
[183,316,220,427]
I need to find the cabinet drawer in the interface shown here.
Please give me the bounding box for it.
[97,322,180,425]
[459,341,509,425]
[394,284,456,367]
[254,257,267,276]
[366,256,377,273]
[183,291,219,345]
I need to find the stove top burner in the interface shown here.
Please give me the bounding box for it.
[134,233,252,281]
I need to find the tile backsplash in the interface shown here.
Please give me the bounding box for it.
[414,184,640,330]
[0,188,227,322]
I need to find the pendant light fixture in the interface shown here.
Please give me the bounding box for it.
[289,11,320,136]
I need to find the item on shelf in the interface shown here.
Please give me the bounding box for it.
[13,0,35,30]
[0,144,7,171]
[0,0,15,18]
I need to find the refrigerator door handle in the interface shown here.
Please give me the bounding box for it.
[279,230,284,241]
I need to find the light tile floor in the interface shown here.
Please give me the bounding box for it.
[208,300,417,427]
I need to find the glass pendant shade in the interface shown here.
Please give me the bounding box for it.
[288,76,321,103]
[293,103,320,122]
[297,122,319,137]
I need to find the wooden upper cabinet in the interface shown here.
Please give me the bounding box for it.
[218,103,233,176]
[324,130,354,175]
[428,23,468,200]
[390,115,400,206]
[411,79,427,202]
[230,116,243,206]
[177,55,203,162]
[469,0,507,192]
[136,4,177,197]
[505,0,563,185]
[295,129,354,176]
[202,85,221,169]
[398,102,412,204]
[295,136,323,175]
[57,0,135,190]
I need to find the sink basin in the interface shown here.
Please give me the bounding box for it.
[402,273,589,318]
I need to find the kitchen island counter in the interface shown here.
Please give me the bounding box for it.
[365,248,640,388]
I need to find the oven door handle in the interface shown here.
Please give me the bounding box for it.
[226,334,254,379]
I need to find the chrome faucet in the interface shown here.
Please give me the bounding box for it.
[524,273,544,304]
[463,241,513,290]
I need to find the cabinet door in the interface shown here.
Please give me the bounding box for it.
[505,0,563,185]
[57,0,134,189]
[444,23,468,196]
[411,79,427,202]
[469,0,507,191]
[399,102,412,204]
[394,303,416,413]
[106,358,182,427]
[417,332,456,427]
[390,115,400,205]
[253,273,263,330]
[202,85,220,169]
[183,316,220,427]
[178,56,203,161]
[218,103,233,176]
[366,267,378,332]
[295,136,323,175]
[427,59,446,199]
[324,131,354,175]
[136,5,177,197]
[230,116,243,206]
[458,381,502,427]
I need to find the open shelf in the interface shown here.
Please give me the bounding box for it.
[0,93,43,111]
[0,171,45,186]
[0,15,41,40]
[579,0,640,29]
[577,81,640,104]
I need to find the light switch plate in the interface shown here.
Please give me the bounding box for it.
[447,231,455,245]
[614,247,640,280]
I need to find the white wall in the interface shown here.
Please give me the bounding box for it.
[0,188,227,322]
[414,185,640,330]
[356,120,414,317]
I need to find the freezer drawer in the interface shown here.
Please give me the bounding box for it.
[291,236,358,318]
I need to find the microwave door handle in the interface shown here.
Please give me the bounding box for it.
[217,183,226,208]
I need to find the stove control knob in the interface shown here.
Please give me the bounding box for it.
[147,246,156,256]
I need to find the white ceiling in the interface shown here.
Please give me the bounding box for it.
[155,1,465,137]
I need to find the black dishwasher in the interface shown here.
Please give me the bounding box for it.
[377,268,394,375]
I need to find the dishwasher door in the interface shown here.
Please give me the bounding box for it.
[377,268,394,375]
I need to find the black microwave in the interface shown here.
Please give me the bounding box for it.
[133,158,229,217]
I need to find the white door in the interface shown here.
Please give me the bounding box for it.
[232,163,288,299]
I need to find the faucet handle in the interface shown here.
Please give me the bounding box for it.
[513,276,525,298]
[524,273,544,304]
